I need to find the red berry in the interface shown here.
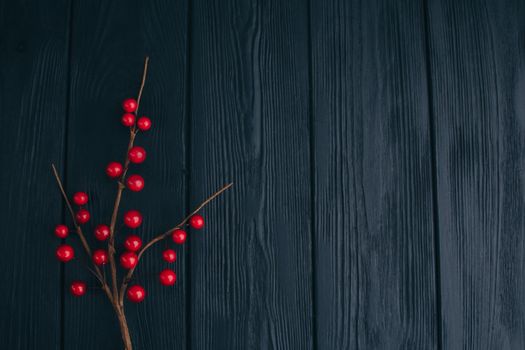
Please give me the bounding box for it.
[126,174,144,192]
[92,249,108,265]
[94,224,110,241]
[76,209,90,224]
[137,117,151,131]
[159,269,177,286]
[124,210,143,228]
[73,192,88,206]
[124,235,142,252]
[162,249,177,263]
[128,146,146,164]
[54,224,69,238]
[127,285,146,303]
[189,214,205,229]
[70,281,86,297]
[122,98,138,113]
[171,229,187,244]
[106,162,123,178]
[120,251,138,269]
[121,113,135,127]
[56,244,74,262]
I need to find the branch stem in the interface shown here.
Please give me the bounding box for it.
[51,164,113,302]
[118,182,233,304]
[135,56,149,115]
[52,57,232,350]
[108,57,149,303]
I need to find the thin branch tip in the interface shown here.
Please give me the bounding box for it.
[118,181,234,303]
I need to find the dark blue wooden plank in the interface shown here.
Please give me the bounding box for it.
[0,0,70,348]
[427,0,525,348]
[63,0,188,348]
[311,0,439,348]
[190,0,314,349]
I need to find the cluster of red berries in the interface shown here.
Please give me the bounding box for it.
[53,98,205,303]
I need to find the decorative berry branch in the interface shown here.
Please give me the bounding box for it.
[51,57,232,350]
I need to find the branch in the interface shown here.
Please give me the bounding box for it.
[108,56,150,303]
[51,164,112,301]
[118,182,234,304]
[135,56,149,115]
[107,130,135,301]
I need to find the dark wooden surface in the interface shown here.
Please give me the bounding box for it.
[190,0,313,349]
[64,0,188,349]
[427,0,525,348]
[0,0,70,348]
[311,0,438,348]
[1,0,524,349]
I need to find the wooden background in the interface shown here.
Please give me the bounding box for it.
[1,0,524,349]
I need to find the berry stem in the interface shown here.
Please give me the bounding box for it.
[118,182,233,304]
[108,56,149,303]
[51,164,113,301]
[107,130,134,300]
[117,308,133,349]
[135,56,149,115]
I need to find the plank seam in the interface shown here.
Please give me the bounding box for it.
[60,0,76,349]
[421,0,443,348]
[306,0,318,348]
[185,0,193,349]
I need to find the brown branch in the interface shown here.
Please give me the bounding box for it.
[108,56,150,304]
[118,182,234,304]
[109,56,149,232]
[107,130,135,301]
[51,164,78,223]
[138,182,234,260]
[51,164,113,302]
[135,56,149,115]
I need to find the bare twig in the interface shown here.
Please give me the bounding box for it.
[135,56,149,115]
[118,182,234,304]
[107,57,149,303]
[52,57,232,350]
[51,164,112,302]
[51,164,78,223]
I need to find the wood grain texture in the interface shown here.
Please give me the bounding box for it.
[190,0,314,349]
[0,0,70,348]
[311,0,439,348]
[4,1,525,348]
[64,0,188,348]
[427,0,525,348]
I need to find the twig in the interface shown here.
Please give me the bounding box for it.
[107,131,134,301]
[135,56,149,115]
[51,164,112,301]
[108,56,150,304]
[118,182,233,304]
[52,164,95,267]
[52,57,232,350]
